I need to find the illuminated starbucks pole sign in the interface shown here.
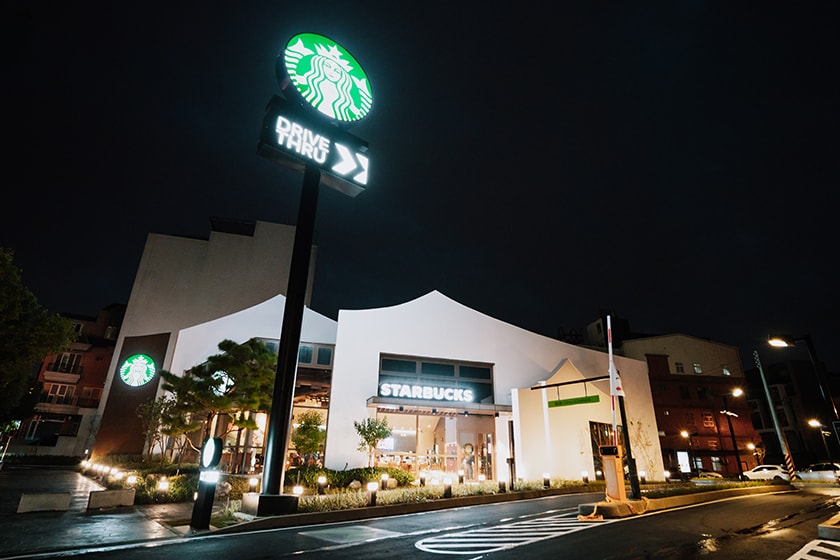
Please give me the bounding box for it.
[284,32,372,122]
[258,32,373,507]
[258,32,371,197]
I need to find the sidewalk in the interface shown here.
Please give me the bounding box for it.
[0,466,196,558]
[0,465,821,558]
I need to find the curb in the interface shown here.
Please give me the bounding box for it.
[578,484,796,519]
[211,484,795,535]
[212,486,599,534]
[819,513,840,540]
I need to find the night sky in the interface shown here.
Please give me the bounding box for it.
[4,2,839,372]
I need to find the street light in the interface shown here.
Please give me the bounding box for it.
[746,443,761,465]
[768,334,838,420]
[680,430,695,473]
[754,351,797,480]
[808,419,833,464]
[719,388,744,479]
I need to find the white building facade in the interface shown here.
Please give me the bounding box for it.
[92,220,664,482]
[326,291,663,482]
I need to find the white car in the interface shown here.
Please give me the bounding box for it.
[796,462,840,482]
[741,465,790,481]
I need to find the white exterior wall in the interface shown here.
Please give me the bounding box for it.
[121,221,310,339]
[325,291,664,480]
[97,221,316,430]
[512,357,663,481]
[168,294,337,377]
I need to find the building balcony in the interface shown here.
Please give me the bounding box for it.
[43,371,81,384]
[46,361,83,374]
[35,401,79,415]
[36,394,79,414]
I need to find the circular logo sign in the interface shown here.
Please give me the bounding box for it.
[119,354,157,387]
[201,437,223,469]
[282,32,373,123]
[211,370,234,396]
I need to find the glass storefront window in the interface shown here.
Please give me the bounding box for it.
[374,411,496,480]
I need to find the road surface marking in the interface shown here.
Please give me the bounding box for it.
[415,512,615,555]
[787,539,840,559]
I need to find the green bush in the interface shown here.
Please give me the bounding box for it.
[285,466,329,487]
[282,465,412,490]
[131,473,198,504]
[297,490,369,512]
[223,474,254,500]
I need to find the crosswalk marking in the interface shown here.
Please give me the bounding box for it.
[787,539,840,559]
[415,512,616,555]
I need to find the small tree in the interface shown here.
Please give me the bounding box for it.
[0,247,76,425]
[291,410,326,463]
[136,396,175,465]
[354,416,392,468]
[159,337,276,458]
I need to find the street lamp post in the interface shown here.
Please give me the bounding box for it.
[809,419,833,464]
[754,351,797,480]
[720,388,744,479]
[680,430,695,473]
[747,443,757,465]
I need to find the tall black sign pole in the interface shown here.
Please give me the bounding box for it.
[255,33,372,513]
[262,163,321,496]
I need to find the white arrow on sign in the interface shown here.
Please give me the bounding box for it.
[354,153,368,184]
[333,143,368,185]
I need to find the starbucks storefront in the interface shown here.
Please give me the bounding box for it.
[365,354,510,480]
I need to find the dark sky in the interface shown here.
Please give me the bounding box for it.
[4,2,839,372]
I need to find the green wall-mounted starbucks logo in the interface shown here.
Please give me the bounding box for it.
[283,32,372,123]
[119,353,157,387]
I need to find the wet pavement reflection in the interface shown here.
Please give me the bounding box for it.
[0,466,187,556]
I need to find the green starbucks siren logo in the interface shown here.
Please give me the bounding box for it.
[119,353,157,387]
[283,32,372,123]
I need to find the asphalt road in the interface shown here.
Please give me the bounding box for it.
[18,486,840,560]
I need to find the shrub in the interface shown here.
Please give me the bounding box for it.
[285,466,330,488]
[297,490,369,513]
[167,474,199,502]
[283,465,413,491]
[130,472,198,504]
[222,474,253,500]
